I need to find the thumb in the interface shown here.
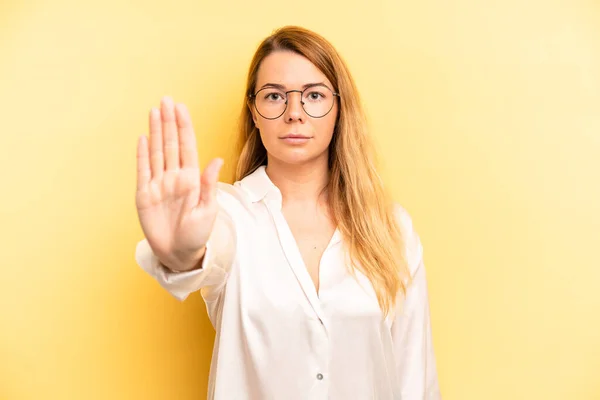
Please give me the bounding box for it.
[199,158,224,206]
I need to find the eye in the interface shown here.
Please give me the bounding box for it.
[264,92,285,101]
[306,91,325,101]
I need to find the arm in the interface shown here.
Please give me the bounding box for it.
[391,205,442,399]
[391,259,441,399]
[135,202,236,302]
[134,96,232,302]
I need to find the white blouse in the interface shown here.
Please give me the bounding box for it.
[135,165,442,400]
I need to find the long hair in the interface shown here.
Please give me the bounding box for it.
[234,26,412,316]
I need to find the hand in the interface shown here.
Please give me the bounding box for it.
[135,96,223,271]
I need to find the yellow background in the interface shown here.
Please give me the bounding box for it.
[1,0,599,399]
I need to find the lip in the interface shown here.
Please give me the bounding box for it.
[281,134,311,139]
[280,134,312,145]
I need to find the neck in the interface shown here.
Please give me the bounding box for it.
[265,156,330,207]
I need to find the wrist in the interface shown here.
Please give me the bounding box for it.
[162,246,207,273]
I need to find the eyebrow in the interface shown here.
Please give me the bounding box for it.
[258,82,330,91]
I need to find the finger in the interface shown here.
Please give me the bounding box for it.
[149,107,163,179]
[175,103,199,169]
[199,158,224,206]
[161,96,179,170]
[136,135,151,190]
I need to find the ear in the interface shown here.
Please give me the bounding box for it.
[248,103,259,127]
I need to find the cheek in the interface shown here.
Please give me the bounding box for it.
[257,120,282,141]
[257,114,337,150]
[314,114,337,144]
[257,121,284,154]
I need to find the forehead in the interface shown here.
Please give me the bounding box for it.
[255,50,333,89]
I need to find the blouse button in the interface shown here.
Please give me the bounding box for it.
[316,373,324,380]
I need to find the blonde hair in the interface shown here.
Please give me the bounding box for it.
[234,26,412,316]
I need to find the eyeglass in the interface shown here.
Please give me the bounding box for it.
[248,84,340,120]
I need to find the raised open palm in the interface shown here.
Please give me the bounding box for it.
[136,96,223,272]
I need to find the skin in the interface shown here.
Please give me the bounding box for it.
[250,50,340,290]
[136,50,339,282]
[250,50,338,203]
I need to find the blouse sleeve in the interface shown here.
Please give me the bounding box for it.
[134,188,236,302]
[391,205,442,399]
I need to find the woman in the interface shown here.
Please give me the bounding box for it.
[135,26,441,400]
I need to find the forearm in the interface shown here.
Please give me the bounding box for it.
[161,245,207,273]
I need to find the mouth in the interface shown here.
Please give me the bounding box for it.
[280,134,312,144]
[280,134,311,139]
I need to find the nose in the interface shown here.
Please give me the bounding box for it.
[283,91,304,122]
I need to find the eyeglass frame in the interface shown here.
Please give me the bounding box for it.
[248,84,341,120]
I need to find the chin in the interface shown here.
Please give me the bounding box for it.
[269,147,328,167]
[277,153,314,165]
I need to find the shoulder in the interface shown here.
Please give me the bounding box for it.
[215,181,246,203]
[392,203,424,279]
[214,181,256,217]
